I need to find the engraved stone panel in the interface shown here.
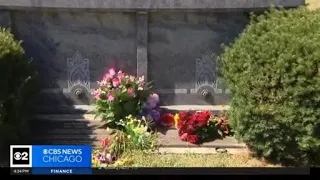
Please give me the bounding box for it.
[67,51,90,91]
[194,53,217,92]
[149,12,248,90]
[12,11,137,90]
[149,12,248,104]
[12,11,137,105]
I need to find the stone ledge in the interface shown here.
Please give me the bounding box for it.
[0,0,305,11]
[159,129,246,148]
[31,105,230,114]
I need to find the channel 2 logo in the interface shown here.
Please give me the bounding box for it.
[10,145,32,168]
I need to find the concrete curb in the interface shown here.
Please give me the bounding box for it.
[157,147,249,155]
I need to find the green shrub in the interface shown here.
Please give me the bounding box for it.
[220,7,320,166]
[0,28,37,160]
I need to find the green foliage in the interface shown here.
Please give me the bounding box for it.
[116,115,158,151]
[220,7,320,166]
[0,28,38,156]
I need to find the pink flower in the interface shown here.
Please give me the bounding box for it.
[127,88,135,96]
[103,74,112,81]
[109,68,116,77]
[107,94,115,101]
[98,80,107,86]
[138,76,145,83]
[129,76,135,82]
[118,71,125,79]
[112,78,120,88]
[138,76,145,86]
[92,89,102,100]
[179,133,188,141]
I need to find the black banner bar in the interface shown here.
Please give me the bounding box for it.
[0,167,313,175]
[93,167,310,175]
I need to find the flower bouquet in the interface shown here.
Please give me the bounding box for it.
[160,111,230,144]
[93,68,153,129]
[92,115,158,167]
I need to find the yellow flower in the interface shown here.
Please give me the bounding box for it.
[174,113,180,128]
[92,158,99,167]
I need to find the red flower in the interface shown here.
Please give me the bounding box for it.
[187,114,197,126]
[195,111,211,127]
[177,111,192,128]
[127,88,135,96]
[178,111,188,120]
[100,137,109,148]
[187,135,199,144]
[160,113,175,127]
[178,124,195,137]
[176,111,212,145]
[179,111,192,121]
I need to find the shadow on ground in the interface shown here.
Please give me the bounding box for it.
[29,106,99,147]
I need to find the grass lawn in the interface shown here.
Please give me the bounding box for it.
[307,0,320,9]
[111,152,281,167]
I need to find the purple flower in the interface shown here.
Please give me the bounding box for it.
[147,93,160,108]
[149,93,159,103]
[98,155,106,163]
[150,109,160,123]
[148,102,157,109]
[96,153,102,158]
[155,107,162,114]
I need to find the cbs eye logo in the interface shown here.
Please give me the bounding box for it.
[10,145,32,167]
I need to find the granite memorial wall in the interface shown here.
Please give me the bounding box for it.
[0,0,305,107]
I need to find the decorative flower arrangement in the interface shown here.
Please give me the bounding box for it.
[92,115,158,167]
[92,68,153,129]
[116,115,158,151]
[92,67,232,167]
[160,111,230,144]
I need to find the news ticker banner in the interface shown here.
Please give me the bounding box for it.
[10,145,92,175]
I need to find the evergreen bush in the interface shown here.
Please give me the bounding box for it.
[0,28,37,162]
[220,7,320,166]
